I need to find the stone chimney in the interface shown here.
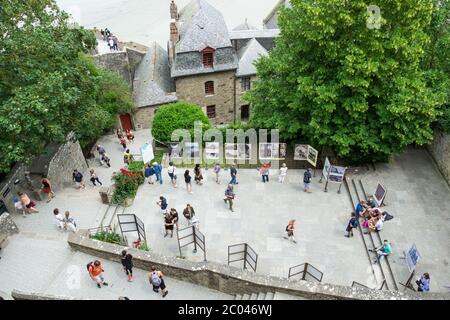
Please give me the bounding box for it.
[170,0,178,20]
[169,22,179,65]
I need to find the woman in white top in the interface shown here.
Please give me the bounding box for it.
[278,163,288,183]
[167,162,177,188]
[53,208,65,230]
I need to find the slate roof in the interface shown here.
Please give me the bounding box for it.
[133,43,177,108]
[263,0,291,27]
[236,38,269,77]
[176,0,232,53]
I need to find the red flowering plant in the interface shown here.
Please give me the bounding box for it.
[111,162,145,204]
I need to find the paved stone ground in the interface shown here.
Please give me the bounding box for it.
[1,130,449,296]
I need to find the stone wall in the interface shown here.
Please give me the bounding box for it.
[93,52,132,86]
[176,71,236,125]
[11,290,86,300]
[427,130,450,185]
[235,76,256,122]
[0,213,19,236]
[47,134,88,190]
[134,105,158,130]
[125,47,147,85]
[68,230,450,300]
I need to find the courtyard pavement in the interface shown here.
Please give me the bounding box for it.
[1,130,449,298]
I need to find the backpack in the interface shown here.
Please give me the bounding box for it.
[351,218,359,228]
[303,171,311,183]
[86,261,94,272]
[150,272,161,286]
[383,212,394,221]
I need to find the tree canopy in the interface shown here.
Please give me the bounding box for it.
[248,0,448,163]
[0,0,134,174]
[151,101,211,143]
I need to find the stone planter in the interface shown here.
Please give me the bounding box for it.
[123,197,134,207]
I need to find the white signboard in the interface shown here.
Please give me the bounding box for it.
[140,143,154,164]
[322,157,331,180]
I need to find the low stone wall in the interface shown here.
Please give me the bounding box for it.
[68,230,449,300]
[11,290,86,300]
[427,130,450,185]
[0,213,19,236]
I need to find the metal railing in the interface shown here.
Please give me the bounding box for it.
[288,263,323,282]
[228,243,258,272]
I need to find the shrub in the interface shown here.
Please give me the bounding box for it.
[127,161,145,172]
[111,168,145,205]
[90,230,124,245]
[151,101,211,143]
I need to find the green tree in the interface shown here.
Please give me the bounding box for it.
[151,101,211,142]
[248,0,445,163]
[0,0,134,173]
[422,0,450,133]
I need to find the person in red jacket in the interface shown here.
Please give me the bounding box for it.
[88,260,109,288]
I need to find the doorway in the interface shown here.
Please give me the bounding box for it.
[120,114,133,131]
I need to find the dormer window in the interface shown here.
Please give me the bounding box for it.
[202,47,215,68]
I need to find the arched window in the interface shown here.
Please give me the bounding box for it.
[202,47,215,67]
[205,81,214,95]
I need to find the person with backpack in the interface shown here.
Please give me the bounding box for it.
[144,164,155,184]
[90,169,103,186]
[229,164,238,185]
[72,170,86,189]
[164,212,175,238]
[96,145,106,165]
[87,260,108,288]
[153,162,163,184]
[148,266,168,297]
[224,184,235,212]
[123,149,133,165]
[345,213,358,238]
[156,195,168,215]
[121,250,134,282]
[183,204,195,226]
[303,168,313,193]
[167,162,177,188]
[284,220,297,243]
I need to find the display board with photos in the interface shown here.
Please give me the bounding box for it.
[205,142,220,160]
[225,143,252,160]
[322,157,331,179]
[185,142,200,159]
[294,144,318,167]
[373,183,387,207]
[328,165,346,183]
[259,143,287,160]
[169,143,183,159]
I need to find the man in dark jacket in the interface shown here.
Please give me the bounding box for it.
[121,250,133,282]
[303,168,312,193]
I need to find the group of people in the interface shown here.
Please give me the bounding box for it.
[100,28,119,51]
[53,208,77,232]
[156,197,198,238]
[86,255,169,297]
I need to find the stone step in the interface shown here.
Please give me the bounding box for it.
[242,293,251,300]
[265,292,275,300]
[234,294,243,300]
[256,292,266,300]
[249,293,258,300]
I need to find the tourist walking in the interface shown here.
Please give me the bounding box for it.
[303,168,312,193]
[103,28,110,41]
[18,192,39,214]
[90,169,103,186]
[108,36,114,51]
[156,195,168,215]
[41,175,55,202]
[184,170,193,194]
[224,184,235,212]
[369,239,392,263]
[87,260,109,288]
[116,128,123,139]
[164,212,174,238]
[148,266,168,297]
[345,214,358,238]
[278,163,288,183]
[229,164,238,185]
[153,162,163,184]
[119,136,127,150]
[97,145,106,165]
[416,273,430,292]
[101,153,111,168]
[167,162,177,188]
[123,149,133,165]
[284,220,297,243]
[126,129,135,143]
[112,34,119,51]
[121,250,134,282]
[183,204,196,226]
[73,169,86,189]
[63,211,77,232]
[213,163,221,184]
[194,164,203,185]
[260,163,270,183]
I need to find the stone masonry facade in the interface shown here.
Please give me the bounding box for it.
[176,70,236,125]
[235,75,256,122]
[428,130,450,185]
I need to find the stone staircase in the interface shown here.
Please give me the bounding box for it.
[234,292,305,300]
